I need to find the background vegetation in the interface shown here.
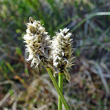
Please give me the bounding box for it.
[0,0,110,109]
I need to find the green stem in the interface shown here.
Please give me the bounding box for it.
[46,68,69,110]
[58,73,63,110]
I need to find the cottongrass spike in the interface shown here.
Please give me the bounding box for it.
[51,28,74,82]
[23,17,51,68]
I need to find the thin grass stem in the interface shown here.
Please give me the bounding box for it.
[71,12,110,32]
[46,68,69,110]
[58,73,63,110]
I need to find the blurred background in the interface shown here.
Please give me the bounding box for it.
[0,0,110,110]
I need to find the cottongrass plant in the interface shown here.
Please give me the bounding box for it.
[51,28,74,110]
[23,17,74,110]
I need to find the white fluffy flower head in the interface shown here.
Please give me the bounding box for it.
[23,17,50,68]
[23,17,74,82]
[51,28,74,82]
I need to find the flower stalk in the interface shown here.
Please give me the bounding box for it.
[58,73,63,110]
[46,68,69,110]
